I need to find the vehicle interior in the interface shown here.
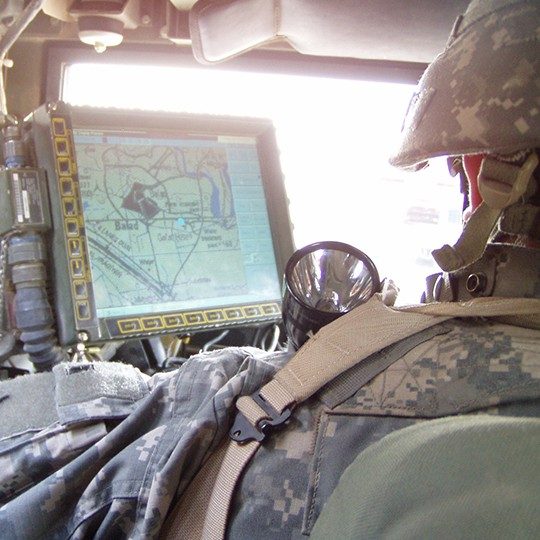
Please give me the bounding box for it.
[1,2,539,539]
[0,0,472,375]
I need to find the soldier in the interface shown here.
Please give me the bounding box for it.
[223,0,540,537]
[307,0,540,536]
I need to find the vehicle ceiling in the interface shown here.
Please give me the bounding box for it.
[4,0,469,117]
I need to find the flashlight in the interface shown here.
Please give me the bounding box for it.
[282,241,380,350]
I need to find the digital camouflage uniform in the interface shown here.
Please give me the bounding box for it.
[227,320,540,538]
[0,348,289,538]
[227,1,540,534]
[0,320,538,539]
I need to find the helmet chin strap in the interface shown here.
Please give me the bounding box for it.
[432,152,538,273]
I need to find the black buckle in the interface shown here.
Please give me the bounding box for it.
[229,392,291,443]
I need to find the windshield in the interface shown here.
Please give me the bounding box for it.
[62,63,462,304]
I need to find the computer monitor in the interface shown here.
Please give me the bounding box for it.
[27,102,294,345]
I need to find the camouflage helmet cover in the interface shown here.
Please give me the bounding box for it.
[390,0,540,170]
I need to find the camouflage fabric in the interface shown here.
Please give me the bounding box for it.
[227,319,540,539]
[0,321,538,539]
[0,347,288,539]
[390,0,540,169]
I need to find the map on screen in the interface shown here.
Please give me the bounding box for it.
[73,130,280,319]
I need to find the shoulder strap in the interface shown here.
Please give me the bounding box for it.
[161,295,540,540]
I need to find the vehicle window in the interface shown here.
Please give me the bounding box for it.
[62,63,462,304]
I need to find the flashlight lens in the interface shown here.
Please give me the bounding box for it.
[289,248,377,312]
[283,242,380,350]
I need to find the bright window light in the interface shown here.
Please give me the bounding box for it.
[62,63,463,304]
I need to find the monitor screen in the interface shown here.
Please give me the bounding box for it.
[28,103,294,345]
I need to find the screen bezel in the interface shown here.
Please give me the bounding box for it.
[29,102,294,345]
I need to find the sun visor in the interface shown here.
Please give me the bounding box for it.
[189,0,280,64]
[189,0,470,65]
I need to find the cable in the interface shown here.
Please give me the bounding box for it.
[0,232,17,360]
[8,234,65,370]
[252,326,263,347]
[260,324,281,352]
[202,330,229,352]
[267,324,280,352]
[0,232,13,333]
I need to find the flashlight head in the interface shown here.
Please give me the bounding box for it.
[282,241,380,350]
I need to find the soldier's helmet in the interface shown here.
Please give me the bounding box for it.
[390,0,540,304]
[391,0,539,169]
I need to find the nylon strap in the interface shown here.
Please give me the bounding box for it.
[432,153,538,272]
[432,203,501,271]
[163,295,540,539]
[500,204,540,238]
[160,439,259,540]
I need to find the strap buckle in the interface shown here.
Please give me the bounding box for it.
[229,392,291,443]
